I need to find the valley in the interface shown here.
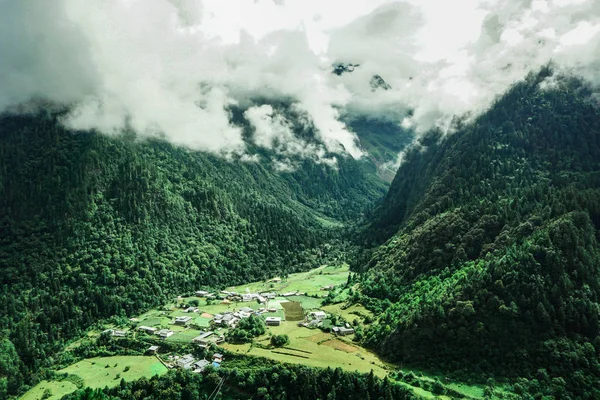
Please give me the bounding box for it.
[2,68,600,399]
[20,264,496,400]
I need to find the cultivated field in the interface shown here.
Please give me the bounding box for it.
[21,356,167,400]
[222,320,391,376]
[280,301,304,321]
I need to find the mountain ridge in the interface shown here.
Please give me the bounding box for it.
[356,67,600,397]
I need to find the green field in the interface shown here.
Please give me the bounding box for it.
[166,328,204,343]
[223,321,390,376]
[60,356,167,389]
[226,264,350,296]
[286,295,323,310]
[21,356,167,400]
[21,380,78,400]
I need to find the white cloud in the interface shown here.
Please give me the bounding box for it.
[2,0,600,162]
[244,104,293,149]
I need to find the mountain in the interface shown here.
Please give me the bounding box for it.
[357,67,600,397]
[0,110,386,396]
[347,117,412,182]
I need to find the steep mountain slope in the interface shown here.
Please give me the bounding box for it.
[0,111,385,396]
[347,117,413,182]
[358,68,600,396]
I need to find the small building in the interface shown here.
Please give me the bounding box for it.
[240,307,253,313]
[138,326,157,334]
[261,292,277,299]
[177,354,196,369]
[156,329,174,339]
[309,311,327,321]
[212,353,223,362]
[269,277,282,283]
[267,307,277,313]
[265,316,282,326]
[174,316,192,326]
[184,307,198,313]
[192,331,214,344]
[282,292,297,297]
[112,330,127,337]
[321,285,335,291]
[193,359,210,372]
[337,327,355,336]
[147,345,160,354]
[221,314,238,327]
[195,290,209,297]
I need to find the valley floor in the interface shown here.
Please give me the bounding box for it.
[20,265,497,400]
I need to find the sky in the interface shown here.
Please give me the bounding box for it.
[1,0,600,162]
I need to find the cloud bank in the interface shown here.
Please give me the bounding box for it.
[1,0,600,162]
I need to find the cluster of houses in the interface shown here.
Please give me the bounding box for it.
[295,311,354,335]
[192,331,225,347]
[138,325,176,339]
[195,289,303,303]
[212,305,281,328]
[173,352,223,372]
[102,329,127,337]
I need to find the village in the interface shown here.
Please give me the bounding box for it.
[20,265,489,400]
[100,269,357,376]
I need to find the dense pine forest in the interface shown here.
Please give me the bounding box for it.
[357,68,600,398]
[0,110,388,398]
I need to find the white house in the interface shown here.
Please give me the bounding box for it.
[177,354,195,369]
[309,311,327,320]
[138,326,157,334]
[265,316,282,326]
[156,329,174,339]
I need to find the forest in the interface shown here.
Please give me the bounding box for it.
[357,67,600,398]
[3,67,600,399]
[60,362,413,400]
[0,109,387,398]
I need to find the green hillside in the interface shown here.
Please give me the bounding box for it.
[358,68,600,397]
[0,111,385,397]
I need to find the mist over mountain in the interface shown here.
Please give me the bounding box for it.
[2,1,600,399]
[2,0,600,163]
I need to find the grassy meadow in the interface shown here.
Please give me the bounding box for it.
[21,356,167,400]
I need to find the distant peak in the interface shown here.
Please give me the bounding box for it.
[332,62,360,76]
